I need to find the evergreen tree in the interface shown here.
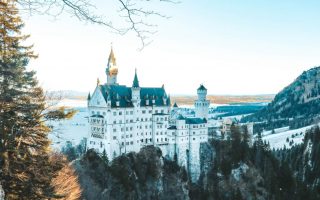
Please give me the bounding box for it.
[101,149,109,165]
[0,1,74,199]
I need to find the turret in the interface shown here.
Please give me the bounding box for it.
[106,46,118,85]
[131,69,140,107]
[194,84,210,120]
[197,84,207,101]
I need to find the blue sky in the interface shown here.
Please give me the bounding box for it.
[23,0,320,95]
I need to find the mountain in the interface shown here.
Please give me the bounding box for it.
[242,66,320,130]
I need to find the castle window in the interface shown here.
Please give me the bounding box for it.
[149,110,152,113]
[137,140,139,143]
[145,139,148,143]
[165,138,167,141]
[141,139,143,142]
[161,109,164,113]
[130,141,133,145]
[130,111,133,115]
[126,135,129,138]
[113,112,116,116]
[126,127,128,131]
[130,134,132,138]
[119,111,122,115]
[113,136,117,140]
[157,139,159,142]
[165,117,167,121]
[193,138,195,140]
[155,110,158,113]
[145,125,148,129]
[130,127,133,131]
[92,111,95,114]
[113,120,116,124]
[142,110,146,114]
[141,118,143,121]
[161,138,163,141]
[145,118,148,121]
[113,128,117,132]
[119,120,122,123]
[126,142,129,145]
[130,119,133,123]
[103,112,106,115]
[150,139,152,142]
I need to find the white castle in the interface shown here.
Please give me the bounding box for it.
[87,48,210,181]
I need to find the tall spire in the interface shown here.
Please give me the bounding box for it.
[108,45,116,66]
[132,68,140,88]
[106,45,118,85]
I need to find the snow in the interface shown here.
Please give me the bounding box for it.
[47,104,88,150]
[262,125,314,150]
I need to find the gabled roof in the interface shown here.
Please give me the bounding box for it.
[97,84,169,108]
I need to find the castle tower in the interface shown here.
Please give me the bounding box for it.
[106,46,118,85]
[131,69,141,107]
[194,84,210,119]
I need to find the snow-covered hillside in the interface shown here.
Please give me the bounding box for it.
[262,125,315,150]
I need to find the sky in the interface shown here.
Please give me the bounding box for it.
[22,0,320,95]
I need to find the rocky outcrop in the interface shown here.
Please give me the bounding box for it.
[74,146,189,200]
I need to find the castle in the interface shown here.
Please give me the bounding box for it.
[87,47,210,181]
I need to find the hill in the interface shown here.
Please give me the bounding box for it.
[242,66,320,130]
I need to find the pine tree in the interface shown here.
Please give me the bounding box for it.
[0,1,74,199]
[101,149,109,165]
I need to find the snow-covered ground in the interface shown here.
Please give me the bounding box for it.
[47,99,89,150]
[262,125,314,150]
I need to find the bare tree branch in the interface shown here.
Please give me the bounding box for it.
[15,0,179,50]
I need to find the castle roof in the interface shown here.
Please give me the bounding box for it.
[185,117,207,124]
[98,84,169,108]
[173,102,178,108]
[132,69,139,88]
[198,84,207,91]
[108,47,116,66]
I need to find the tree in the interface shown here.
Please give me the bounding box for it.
[16,0,178,49]
[101,149,109,165]
[50,153,82,200]
[0,1,74,198]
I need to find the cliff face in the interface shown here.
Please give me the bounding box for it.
[193,142,269,200]
[74,136,310,200]
[74,146,189,200]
